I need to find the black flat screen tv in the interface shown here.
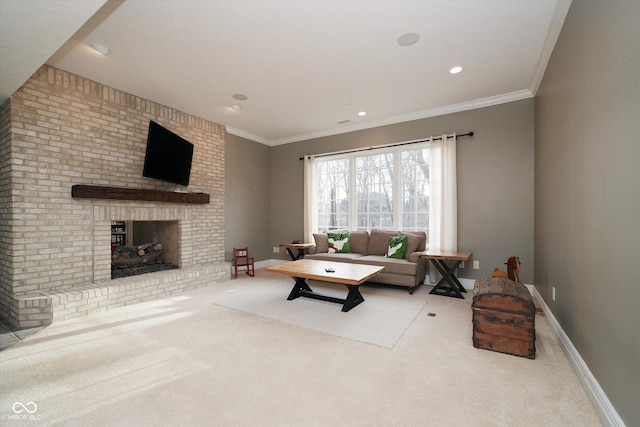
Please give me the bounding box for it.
[142,120,194,186]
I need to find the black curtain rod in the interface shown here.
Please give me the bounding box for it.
[299,131,474,160]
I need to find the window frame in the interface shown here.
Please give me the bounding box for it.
[314,141,431,233]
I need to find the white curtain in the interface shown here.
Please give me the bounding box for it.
[428,133,458,252]
[303,155,317,243]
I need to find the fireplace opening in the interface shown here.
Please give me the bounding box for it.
[111,220,180,279]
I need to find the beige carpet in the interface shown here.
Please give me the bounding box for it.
[0,269,602,426]
[210,271,428,348]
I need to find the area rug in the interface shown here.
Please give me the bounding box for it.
[210,270,428,348]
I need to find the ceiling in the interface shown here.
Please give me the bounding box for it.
[0,0,570,146]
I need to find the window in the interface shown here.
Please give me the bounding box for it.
[316,158,350,231]
[315,143,430,233]
[401,148,430,231]
[356,153,394,230]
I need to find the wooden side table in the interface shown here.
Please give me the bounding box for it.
[421,250,472,299]
[279,243,314,261]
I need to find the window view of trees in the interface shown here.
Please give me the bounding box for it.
[356,153,394,230]
[316,158,349,231]
[315,145,430,233]
[401,148,430,231]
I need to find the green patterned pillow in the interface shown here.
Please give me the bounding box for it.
[327,232,351,253]
[387,236,408,259]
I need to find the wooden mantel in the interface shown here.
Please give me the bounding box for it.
[71,185,210,204]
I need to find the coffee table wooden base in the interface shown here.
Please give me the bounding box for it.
[266,259,383,313]
[287,277,365,312]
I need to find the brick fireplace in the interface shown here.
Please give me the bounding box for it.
[0,66,229,327]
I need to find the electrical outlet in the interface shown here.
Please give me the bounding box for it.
[272,246,278,253]
[473,260,480,269]
[459,261,465,269]
[552,286,556,302]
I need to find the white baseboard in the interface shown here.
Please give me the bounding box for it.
[531,286,625,427]
[258,263,621,426]
[424,276,476,290]
[459,278,476,290]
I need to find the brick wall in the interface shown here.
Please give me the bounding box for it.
[0,99,13,316]
[0,66,228,326]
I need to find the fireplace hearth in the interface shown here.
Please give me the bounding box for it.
[111,262,179,279]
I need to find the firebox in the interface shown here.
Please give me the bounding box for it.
[111,220,180,278]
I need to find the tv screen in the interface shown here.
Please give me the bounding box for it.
[142,120,194,186]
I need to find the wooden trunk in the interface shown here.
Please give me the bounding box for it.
[472,278,536,359]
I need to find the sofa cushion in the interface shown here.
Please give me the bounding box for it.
[368,230,399,255]
[387,235,408,259]
[313,233,329,253]
[305,253,365,263]
[327,231,351,253]
[400,231,427,259]
[348,231,369,255]
[357,255,418,276]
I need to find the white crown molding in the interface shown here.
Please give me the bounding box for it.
[244,89,533,147]
[225,126,270,145]
[228,0,571,150]
[529,0,572,95]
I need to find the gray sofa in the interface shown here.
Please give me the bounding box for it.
[305,230,427,294]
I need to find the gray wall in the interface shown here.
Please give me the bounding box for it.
[269,99,535,283]
[535,1,639,424]
[225,133,271,262]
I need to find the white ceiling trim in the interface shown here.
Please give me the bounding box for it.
[225,127,271,146]
[3,1,568,146]
[529,0,573,95]
[225,1,572,146]
[228,89,534,147]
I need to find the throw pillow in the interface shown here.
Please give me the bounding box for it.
[387,236,408,259]
[327,232,351,253]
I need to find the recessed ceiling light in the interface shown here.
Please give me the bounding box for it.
[232,94,248,101]
[358,111,367,117]
[449,66,463,74]
[397,33,420,47]
[230,105,241,111]
[90,43,110,56]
